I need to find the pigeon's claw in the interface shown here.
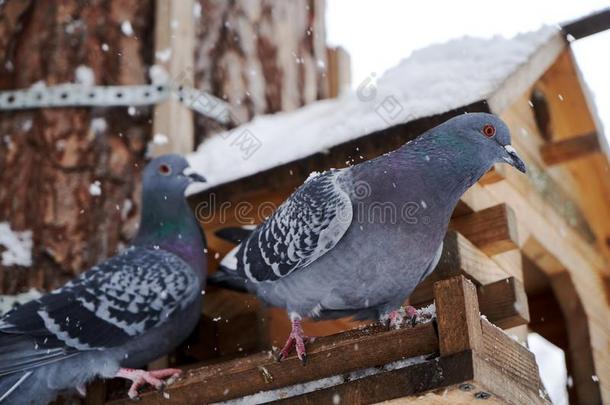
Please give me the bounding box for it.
[405,305,419,327]
[116,367,182,400]
[382,306,419,329]
[276,318,312,365]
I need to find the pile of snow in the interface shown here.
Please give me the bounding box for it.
[188,26,559,189]
[0,222,33,267]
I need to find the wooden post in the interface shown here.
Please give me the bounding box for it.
[433,276,482,356]
[150,0,195,156]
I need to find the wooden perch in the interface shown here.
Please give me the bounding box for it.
[450,204,519,256]
[540,132,600,166]
[108,322,438,404]
[108,276,545,404]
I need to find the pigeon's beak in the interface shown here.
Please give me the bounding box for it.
[183,166,207,197]
[503,145,527,174]
[183,166,207,183]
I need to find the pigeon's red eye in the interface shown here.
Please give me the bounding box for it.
[159,164,171,175]
[482,124,496,138]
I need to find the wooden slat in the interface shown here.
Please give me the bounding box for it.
[561,7,610,40]
[326,46,351,98]
[272,351,476,405]
[108,323,438,404]
[476,319,547,405]
[434,276,482,356]
[478,277,530,329]
[450,204,519,256]
[150,0,195,156]
[540,131,600,165]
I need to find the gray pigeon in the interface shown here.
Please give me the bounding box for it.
[0,154,207,404]
[210,113,526,363]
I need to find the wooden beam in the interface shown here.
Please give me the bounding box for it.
[478,277,530,329]
[434,276,482,356]
[326,46,351,98]
[540,131,600,165]
[450,204,519,256]
[271,352,477,405]
[150,0,195,156]
[561,7,610,40]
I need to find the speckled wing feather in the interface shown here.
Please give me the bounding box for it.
[222,169,353,283]
[0,247,199,375]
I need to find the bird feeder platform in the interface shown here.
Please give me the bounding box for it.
[106,275,546,404]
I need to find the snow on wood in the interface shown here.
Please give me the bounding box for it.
[188,26,559,189]
[216,354,430,405]
[0,222,33,267]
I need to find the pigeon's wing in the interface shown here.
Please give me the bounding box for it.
[222,170,353,283]
[0,247,199,375]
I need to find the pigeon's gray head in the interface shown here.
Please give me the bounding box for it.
[142,154,206,197]
[437,113,526,173]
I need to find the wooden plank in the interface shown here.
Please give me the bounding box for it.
[434,276,482,356]
[540,131,600,165]
[326,46,351,98]
[150,0,195,156]
[108,322,438,404]
[478,277,530,329]
[561,7,610,40]
[450,204,519,256]
[477,319,546,404]
[270,351,476,405]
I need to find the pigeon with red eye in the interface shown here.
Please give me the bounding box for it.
[211,113,526,364]
[0,154,208,404]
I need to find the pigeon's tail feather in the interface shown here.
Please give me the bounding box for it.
[208,266,249,293]
[214,226,255,245]
[0,368,59,405]
[0,371,33,405]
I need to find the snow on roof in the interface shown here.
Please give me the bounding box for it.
[188,26,559,189]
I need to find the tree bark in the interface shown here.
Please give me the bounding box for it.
[0,0,154,294]
[193,0,328,142]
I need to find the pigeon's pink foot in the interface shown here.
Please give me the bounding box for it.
[276,318,313,365]
[404,305,419,326]
[384,306,419,329]
[116,367,182,399]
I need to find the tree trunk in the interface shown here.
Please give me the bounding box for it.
[193,0,328,142]
[0,0,154,294]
